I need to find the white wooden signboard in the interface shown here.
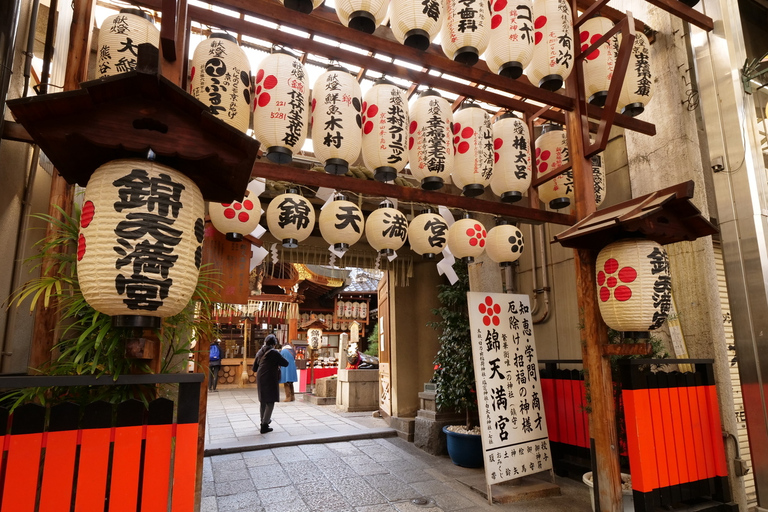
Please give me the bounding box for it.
[467,292,552,487]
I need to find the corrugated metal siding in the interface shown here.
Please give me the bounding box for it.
[714,240,757,505]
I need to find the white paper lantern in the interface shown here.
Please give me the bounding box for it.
[365,201,408,255]
[96,9,160,78]
[535,124,571,209]
[351,302,360,318]
[253,51,309,164]
[485,0,535,78]
[359,301,368,319]
[311,66,363,175]
[408,210,449,259]
[447,216,486,262]
[486,222,524,266]
[209,180,262,242]
[266,189,316,248]
[390,0,445,50]
[343,301,353,318]
[77,159,204,326]
[408,90,454,190]
[440,0,491,65]
[336,300,345,318]
[318,195,365,251]
[451,106,494,197]
[278,0,324,13]
[618,31,653,117]
[580,17,618,106]
[596,239,671,332]
[362,79,409,182]
[491,112,531,203]
[189,33,252,133]
[592,152,606,207]
[524,0,574,91]
[335,0,391,33]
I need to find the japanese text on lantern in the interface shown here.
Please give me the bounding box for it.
[284,61,306,147]
[512,122,529,180]
[387,90,407,164]
[100,16,139,75]
[467,292,552,485]
[647,247,671,329]
[424,100,447,175]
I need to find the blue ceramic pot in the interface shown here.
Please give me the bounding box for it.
[442,425,484,468]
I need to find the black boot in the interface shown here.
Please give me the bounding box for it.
[260,424,273,433]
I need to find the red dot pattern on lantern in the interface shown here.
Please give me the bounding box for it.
[533,15,547,44]
[221,199,255,223]
[254,68,278,109]
[362,102,379,135]
[478,296,501,326]
[466,223,487,247]
[81,200,95,228]
[597,258,638,303]
[580,30,603,60]
[535,146,552,174]
[77,234,86,261]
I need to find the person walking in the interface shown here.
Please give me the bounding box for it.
[209,339,222,392]
[253,334,288,433]
[279,342,298,402]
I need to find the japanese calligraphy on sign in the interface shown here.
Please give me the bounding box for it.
[308,327,323,349]
[467,292,552,484]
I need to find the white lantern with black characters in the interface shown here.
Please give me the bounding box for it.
[580,17,618,107]
[77,159,204,328]
[209,180,262,242]
[278,0,324,14]
[390,0,445,50]
[534,124,571,209]
[266,189,316,248]
[307,326,323,349]
[335,0,391,33]
[253,50,309,164]
[408,89,454,190]
[596,239,671,333]
[485,220,524,267]
[485,0,534,78]
[524,0,574,91]
[364,200,408,256]
[618,31,653,117]
[361,79,409,182]
[318,194,365,251]
[440,0,491,65]
[97,9,160,78]
[447,215,487,263]
[490,112,531,203]
[311,66,363,175]
[408,209,449,259]
[451,105,494,197]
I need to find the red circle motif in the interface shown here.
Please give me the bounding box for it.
[256,69,264,84]
[469,238,478,247]
[81,201,95,228]
[485,296,493,306]
[364,121,374,134]
[233,203,242,210]
[461,127,474,139]
[604,258,619,274]
[243,200,254,210]
[599,286,610,302]
[263,75,278,90]
[580,31,589,43]
[491,14,502,29]
[597,270,606,286]
[493,303,501,314]
[409,121,418,134]
[535,32,543,45]
[492,316,500,326]
[238,212,250,223]
[494,138,503,150]
[458,141,470,154]
[607,276,617,288]
[534,16,547,29]
[614,285,632,302]
[479,303,487,313]
[77,234,86,261]
[483,316,491,326]
[494,0,507,10]
[453,123,461,134]
[258,93,271,107]
[618,266,637,284]
[367,104,378,117]
[494,153,500,163]
[541,150,551,161]
[224,209,236,219]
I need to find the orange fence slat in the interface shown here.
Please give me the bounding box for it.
[657,387,680,486]
[705,386,728,477]
[140,424,174,511]
[649,387,670,489]
[668,386,689,485]
[622,388,658,493]
[695,386,716,479]
[74,428,112,512]
[1,433,43,512]
[38,430,78,512]
[541,378,558,443]
[170,423,199,512]
[108,425,144,512]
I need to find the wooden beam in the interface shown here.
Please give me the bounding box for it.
[160,0,179,61]
[1,121,33,144]
[601,343,652,356]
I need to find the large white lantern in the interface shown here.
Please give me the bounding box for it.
[408,89,454,190]
[365,201,408,255]
[266,189,316,248]
[335,0,391,33]
[311,66,363,175]
[96,9,159,78]
[486,221,524,267]
[490,112,531,203]
[77,159,204,327]
[485,0,535,78]
[390,0,445,50]
[451,106,494,197]
[318,195,365,251]
[253,50,309,164]
[408,210,449,259]
[440,0,491,65]
[524,0,574,91]
[535,124,571,209]
[209,180,262,242]
[618,31,653,117]
[447,216,486,263]
[596,239,671,332]
[362,79,409,182]
[189,33,252,133]
[279,0,324,13]
[581,17,618,106]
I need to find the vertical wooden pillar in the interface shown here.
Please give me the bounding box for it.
[288,317,298,344]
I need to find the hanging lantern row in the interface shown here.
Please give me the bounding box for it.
[96,9,160,78]
[332,300,369,320]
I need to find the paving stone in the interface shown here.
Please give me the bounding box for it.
[258,484,299,505]
[301,490,354,512]
[431,491,481,511]
[215,491,261,511]
[210,452,244,463]
[201,495,218,512]
[354,505,399,512]
[243,450,278,467]
[202,479,217,497]
[333,477,389,506]
[300,444,338,459]
[283,460,327,483]
[273,445,310,462]
[215,478,256,496]
[261,496,308,512]
[364,475,422,502]
[296,478,339,497]
[326,441,364,457]
[250,467,290,489]
[212,458,247,473]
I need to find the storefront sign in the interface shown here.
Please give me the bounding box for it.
[467,292,552,485]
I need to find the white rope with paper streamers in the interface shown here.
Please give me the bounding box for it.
[375,253,382,271]
[270,243,279,264]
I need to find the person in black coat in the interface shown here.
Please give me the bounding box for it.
[253,334,288,433]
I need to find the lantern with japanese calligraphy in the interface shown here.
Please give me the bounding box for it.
[485,0,534,78]
[209,180,262,242]
[335,0,391,33]
[451,105,494,197]
[591,152,606,207]
[96,9,160,78]
[580,17,618,106]
[364,200,408,256]
[343,301,353,318]
[359,301,368,319]
[440,0,491,65]
[278,0,324,14]
[447,215,486,263]
[408,89,453,190]
[266,188,316,248]
[408,209,448,259]
[336,300,345,318]
[389,0,445,50]
[318,194,365,251]
[485,220,524,267]
[311,66,363,175]
[524,0,574,91]
[596,239,671,332]
[534,124,571,209]
[351,302,360,318]
[253,50,309,164]
[307,326,323,349]
[362,79,409,182]
[77,159,204,327]
[189,33,252,133]
[617,31,653,117]
[490,112,531,203]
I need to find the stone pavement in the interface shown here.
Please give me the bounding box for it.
[202,388,594,512]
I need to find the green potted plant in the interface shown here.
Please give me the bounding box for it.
[429,260,483,468]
